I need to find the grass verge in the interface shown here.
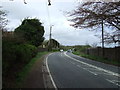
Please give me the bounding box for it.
[16,51,49,87]
[73,51,120,66]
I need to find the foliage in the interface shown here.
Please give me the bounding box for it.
[104,30,120,45]
[16,52,49,87]
[49,39,60,48]
[14,18,45,47]
[2,18,45,87]
[42,39,60,51]
[73,45,91,53]
[0,7,8,30]
[42,40,49,48]
[2,31,37,88]
[2,36,37,74]
[69,2,120,30]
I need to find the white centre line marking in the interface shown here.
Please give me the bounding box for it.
[76,65,98,75]
[84,68,98,75]
[77,65,81,67]
[71,62,75,64]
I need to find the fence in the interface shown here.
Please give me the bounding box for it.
[85,47,120,61]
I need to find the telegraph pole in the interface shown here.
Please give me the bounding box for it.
[49,26,52,41]
[101,19,104,57]
[47,0,52,51]
[48,25,53,51]
[49,26,52,48]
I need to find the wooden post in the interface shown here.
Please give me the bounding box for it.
[101,19,105,57]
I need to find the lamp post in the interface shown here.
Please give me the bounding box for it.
[48,0,51,6]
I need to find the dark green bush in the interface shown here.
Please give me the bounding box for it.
[15,44,37,63]
[52,48,59,52]
[2,37,37,75]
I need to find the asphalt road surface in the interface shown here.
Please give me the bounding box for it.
[46,52,120,88]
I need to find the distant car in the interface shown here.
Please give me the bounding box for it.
[67,49,72,53]
[60,49,63,52]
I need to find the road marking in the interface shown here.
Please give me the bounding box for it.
[112,80,120,83]
[76,65,98,75]
[77,65,81,67]
[106,79,120,87]
[64,52,120,77]
[84,68,98,75]
[71,62,75,64]
[46,54,57,89]
[61,53,63,57]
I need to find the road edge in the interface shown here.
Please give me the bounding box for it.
[42,53,57,89]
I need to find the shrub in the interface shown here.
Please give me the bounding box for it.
[2,37,37,76]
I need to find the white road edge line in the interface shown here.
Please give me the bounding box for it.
[106,79,120,87]
[46,53,57,89]
[64,52,120,77]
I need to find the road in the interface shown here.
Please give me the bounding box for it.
[46,52,120,88]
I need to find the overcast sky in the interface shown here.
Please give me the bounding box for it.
[1,0,101,46]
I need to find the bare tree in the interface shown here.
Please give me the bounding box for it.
[69,2,120,30]
[91,42,98,48]
[68,2,120,57]
[0,7,8,30]
[104,30,120,46]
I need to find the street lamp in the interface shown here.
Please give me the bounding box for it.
[48,0,51,6]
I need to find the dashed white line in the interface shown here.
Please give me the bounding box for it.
[64,52,120,77]
[61,53,63,57]
[46,54,57,89]
[84,68,98,75]
[77,65,81,67]
[76,65,98,75]
[71,62,75,64]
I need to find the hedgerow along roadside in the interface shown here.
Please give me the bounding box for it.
[16,51,49,87]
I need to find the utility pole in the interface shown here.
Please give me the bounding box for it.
[101,19,104,57]
[48,25,53,51]
[47,0,52,51]
[49,26,52,42]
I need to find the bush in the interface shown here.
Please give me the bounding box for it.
[2,37,37,76]
[14,44,37,63]
[52,48,59,52]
